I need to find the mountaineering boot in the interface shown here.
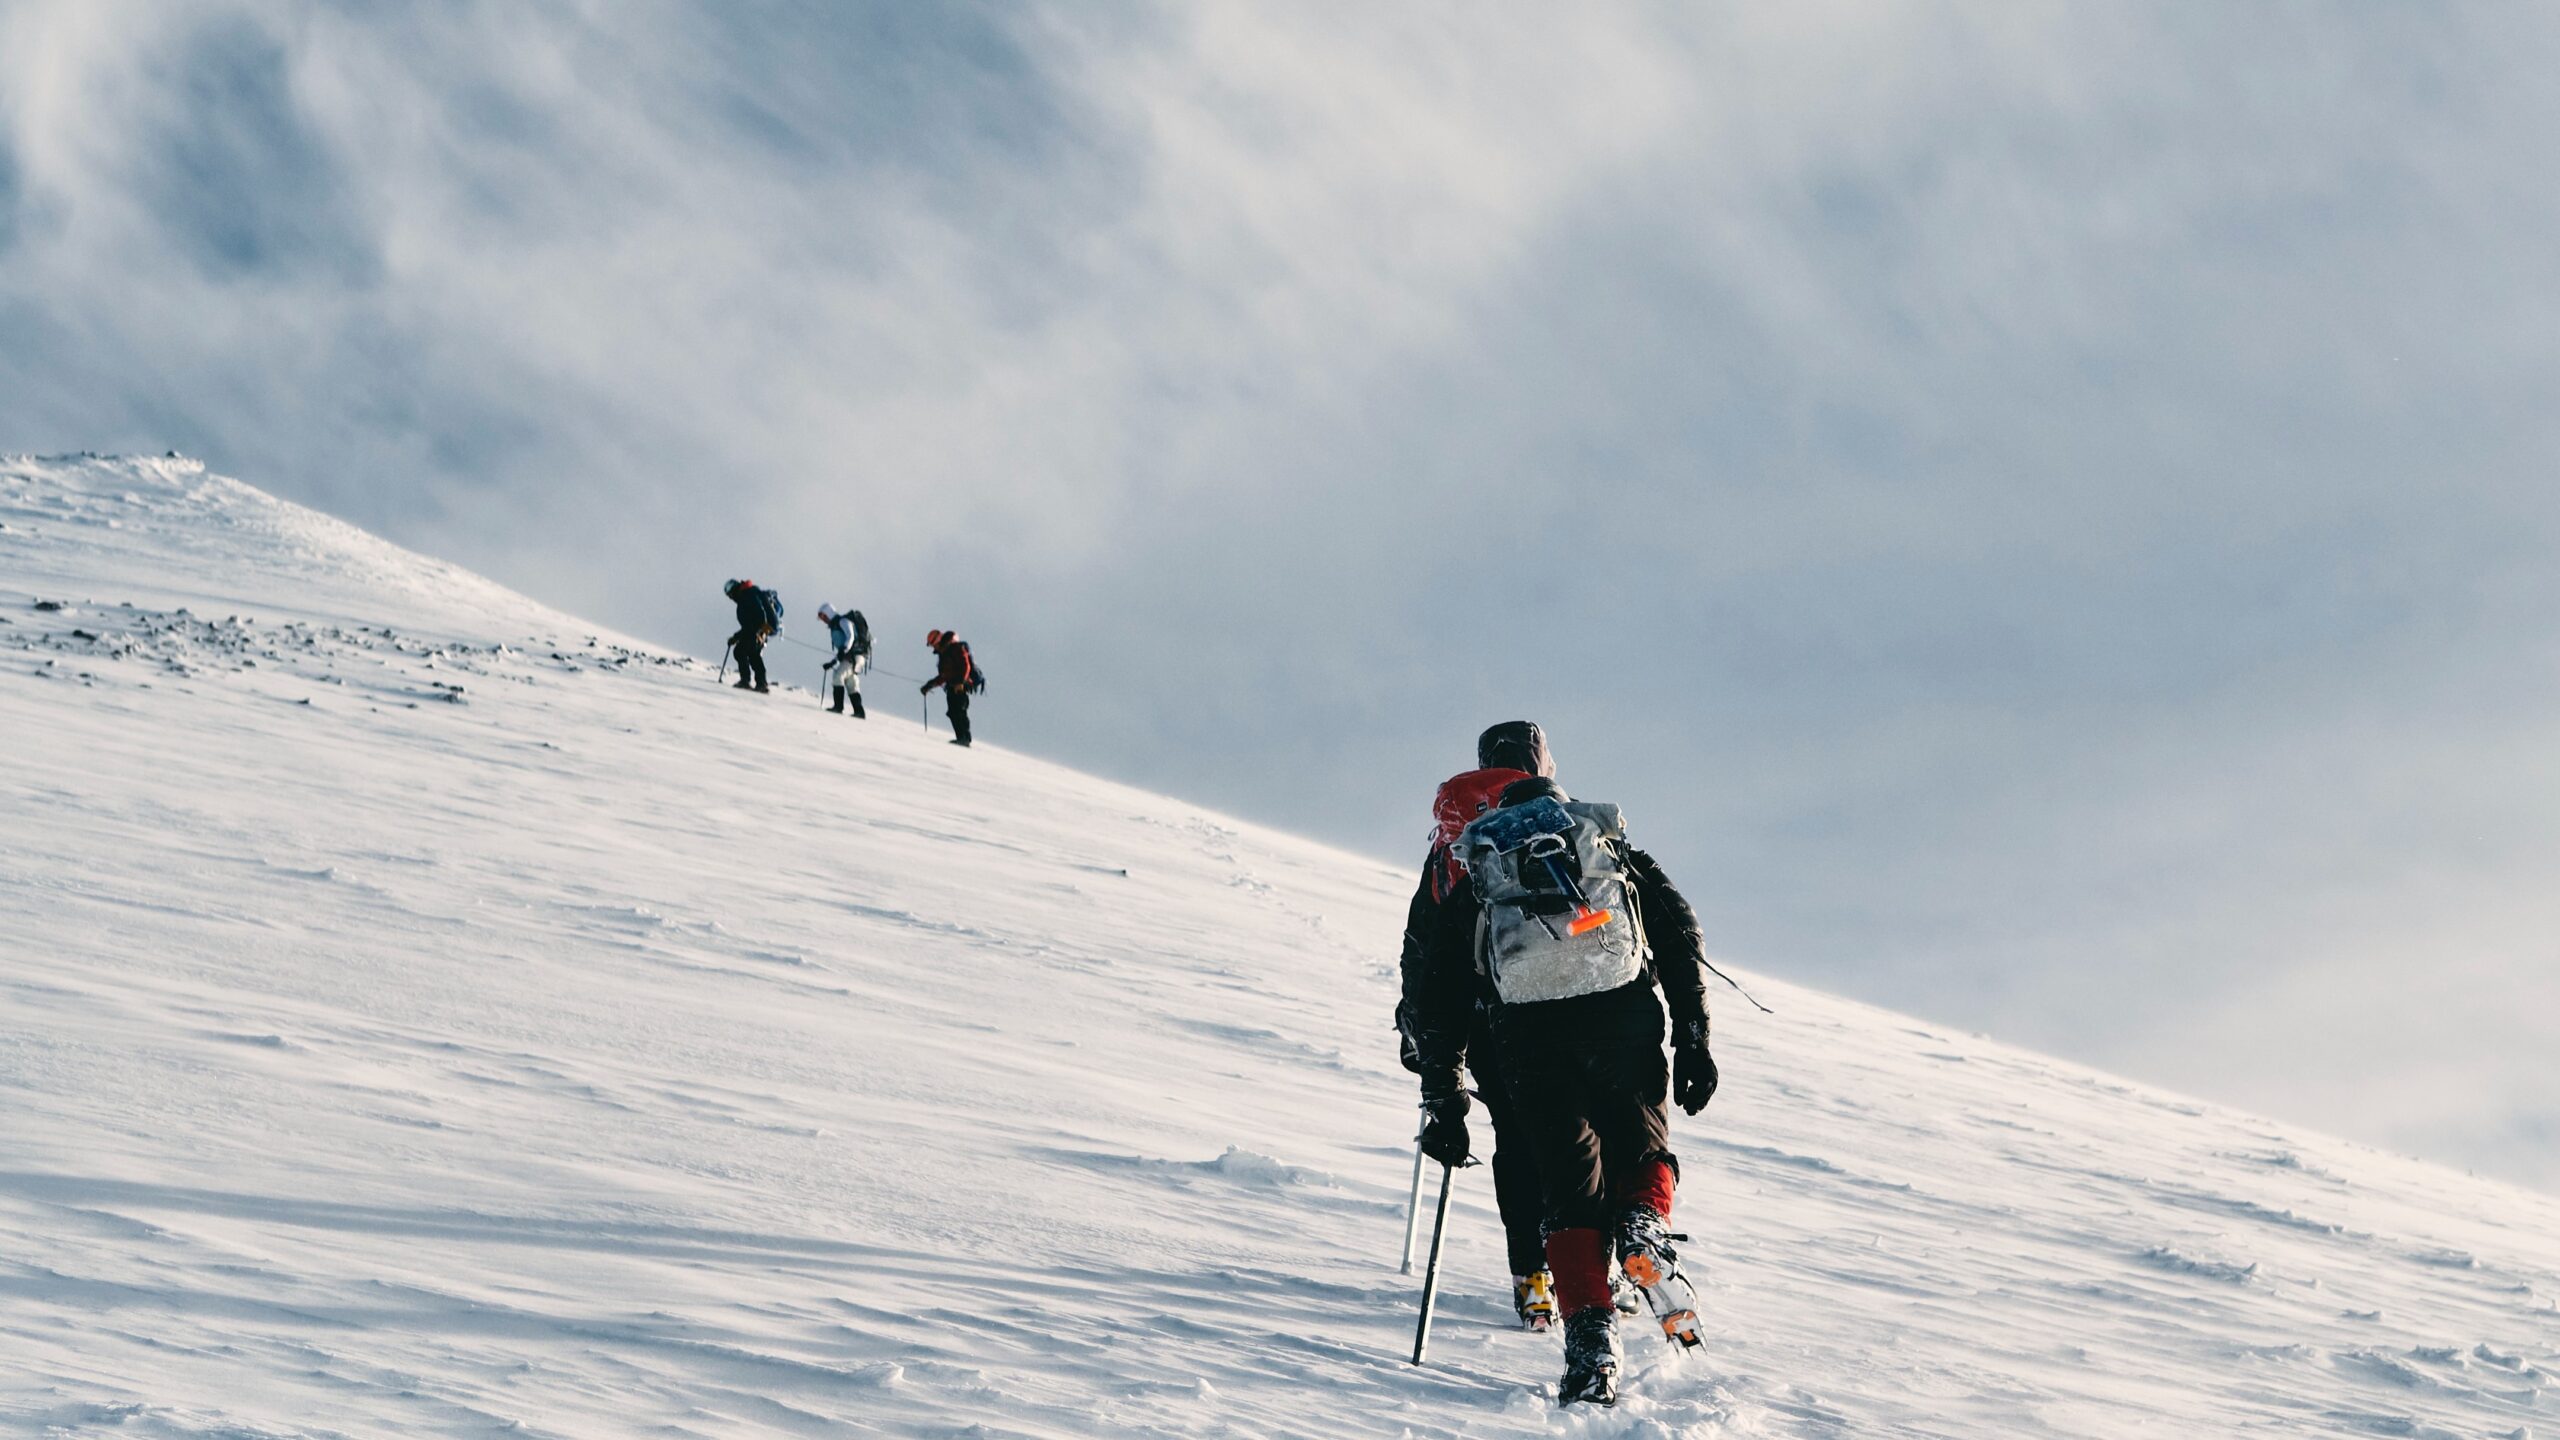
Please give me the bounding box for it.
[1513,1270,1557,1331]
[828,692,844,713]
[1616,1204,1675,1283]
[1610,1264,1643,1315]
[733,679,752,690]
[1557,1307,1620,1407]
[1615,1206,1704,1349]
[851,695,865,718]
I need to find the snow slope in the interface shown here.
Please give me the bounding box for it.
[1,454,2555,1439]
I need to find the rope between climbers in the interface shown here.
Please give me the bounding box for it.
[770,632,929,685]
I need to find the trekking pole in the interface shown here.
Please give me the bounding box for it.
[1398,1141,1428,1274]
[1409,1161,1458,1365]
[718,637,733,684]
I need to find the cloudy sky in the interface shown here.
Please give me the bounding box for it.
[7,1,2559,1188]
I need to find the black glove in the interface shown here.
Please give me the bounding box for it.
[919,681,933,695]
[1393,1008,1425,1076]
[1416,1073,1471,1167]
[1672,1017,1717,1115]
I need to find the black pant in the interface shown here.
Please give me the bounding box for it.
[1494,982,1671,1233]
[732,632,768,690]
[944,687,972,744]
[1467,1024,1550,1277]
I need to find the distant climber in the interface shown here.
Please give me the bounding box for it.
[722,579,781,694]
[817,604,871,717]
[1401,724,1719,1408]
[1396,721,1560,1332]
[920,629,984,747]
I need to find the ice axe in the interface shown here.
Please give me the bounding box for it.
[1525,832,1614,937]
[1409,1157,1465,1365]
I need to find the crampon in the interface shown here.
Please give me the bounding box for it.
[1617,1221,1705,1349]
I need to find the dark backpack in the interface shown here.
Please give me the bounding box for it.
[758,589,784,632]
[847,609,872,656]
[960,642,988,695]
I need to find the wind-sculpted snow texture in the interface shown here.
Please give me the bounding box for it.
[2,456,2555,1437]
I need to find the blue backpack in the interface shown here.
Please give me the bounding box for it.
[758,589,784,632]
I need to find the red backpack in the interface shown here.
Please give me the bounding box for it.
[1426,767,1532,902]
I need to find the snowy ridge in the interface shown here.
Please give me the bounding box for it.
[1,455,2555,1438]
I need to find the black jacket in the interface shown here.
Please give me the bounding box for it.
[733,587,771,636]
[1398,837,1708,1085]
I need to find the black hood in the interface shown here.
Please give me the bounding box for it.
[1476,721,1555,779]
[1497,776,1568,808]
